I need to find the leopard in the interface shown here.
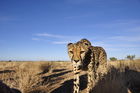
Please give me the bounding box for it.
[67,38,107,93]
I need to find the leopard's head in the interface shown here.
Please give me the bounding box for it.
[67,41,91,70]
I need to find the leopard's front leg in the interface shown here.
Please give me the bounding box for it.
[87,53,98,93]
[73,66,80,93]
[87,61,96,93]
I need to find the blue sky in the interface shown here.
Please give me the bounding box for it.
[0,0,140,61]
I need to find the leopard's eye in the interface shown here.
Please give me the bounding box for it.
[69,51,73,54]
[80,51,85,54]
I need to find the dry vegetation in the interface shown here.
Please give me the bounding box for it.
[0,59,140,93]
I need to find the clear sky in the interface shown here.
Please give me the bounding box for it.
[0,0,140,61]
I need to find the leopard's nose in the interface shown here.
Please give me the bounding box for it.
[74,60,79,63]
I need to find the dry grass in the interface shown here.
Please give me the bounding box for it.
[39,62,54,74]
[94,60,140,93]
[0,60,140,93]
[0,62,56,93]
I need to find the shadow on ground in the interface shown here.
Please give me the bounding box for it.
[53,69,66,72]
[38,69,67,75]
[41,70,72,85]
[0,70,15,74]
[124,67,140,93]
[0,81,21,93]
[51,74,87,93]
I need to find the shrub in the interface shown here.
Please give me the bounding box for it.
[126,55,135,60]
[110,57,117,61]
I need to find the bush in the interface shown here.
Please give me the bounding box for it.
[126,55,135,60]
[110,57,117,61]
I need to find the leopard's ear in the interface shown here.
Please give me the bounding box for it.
[83,41,91,47]
[84,42,89,46]
[67,43,73,47]
[80,38,91,46]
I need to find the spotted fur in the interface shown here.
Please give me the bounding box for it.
[67,39,107,93]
